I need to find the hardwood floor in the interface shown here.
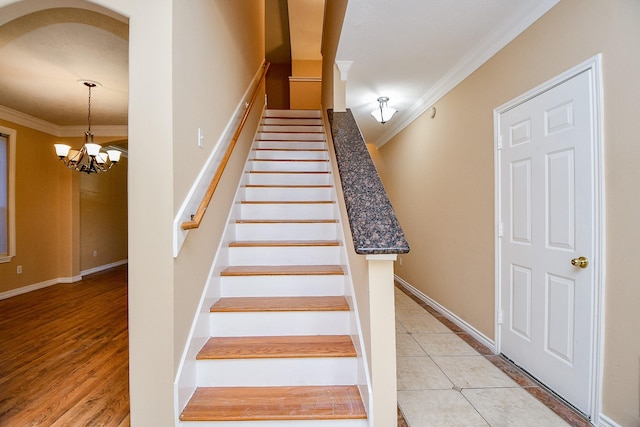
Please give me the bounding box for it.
[0,265,129,426]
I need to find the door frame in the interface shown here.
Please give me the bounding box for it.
[493,54,604,420]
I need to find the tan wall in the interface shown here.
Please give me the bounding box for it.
[0,119,75,292]
[290,79,321,109]
[79,141,128,272]
[378,0,640,424]
[0,121,127,292]
[266,63,291,109]
[171,0,265,368]
[292,59,322,77]
[290,59,322,109]
[321,0,348,112]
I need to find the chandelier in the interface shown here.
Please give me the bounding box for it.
[371,96,397,124]
[54,81,121,174]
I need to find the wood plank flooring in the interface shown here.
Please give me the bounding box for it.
[0,265,129,426]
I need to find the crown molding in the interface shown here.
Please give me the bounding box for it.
[374,0,560,147]
[0,105,128,138]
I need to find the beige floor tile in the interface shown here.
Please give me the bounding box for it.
[397,356,453,390]
[413,333,480,356]
[462,388,570,427]
[396,333,427,356]
[398,389,489,426]
[432,356,517,388]
[396,311,452,334]
[396,318,408,333]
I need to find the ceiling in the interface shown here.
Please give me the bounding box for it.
[0,7,128,132]
[0,0,559,145]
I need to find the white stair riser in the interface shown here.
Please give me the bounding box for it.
[265,110,321,118]
[249,160,330,172]
[179,419,368,427]
[260,125,324,133]
[244,187,333,201]
[240,203,336,220]
[196,357,358,387]
[234,222,339,241]
[247,172,332,186]
[252,150,328,160]
[262,118,323,126]
[210,311,351,336]
[256,141,327,150]
[228,246,341,266]
[220,275,346,297]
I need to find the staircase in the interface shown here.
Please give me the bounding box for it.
[178,110,369,426]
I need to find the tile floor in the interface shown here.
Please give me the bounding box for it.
[394,284,592,427]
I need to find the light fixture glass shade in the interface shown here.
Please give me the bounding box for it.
[371,106,397,123]
[107,150,121,163]
[54,144,71,158]
[85,143,101,157]
[95,152,108,164]
[371,97,397,124]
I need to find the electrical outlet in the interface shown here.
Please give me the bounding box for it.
[93,250,98,257]
[399,257,403,266]
[17,265,22,274]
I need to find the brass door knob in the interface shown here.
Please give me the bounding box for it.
[571,256,589,269]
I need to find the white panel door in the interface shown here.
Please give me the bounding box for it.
[499,69,595,415]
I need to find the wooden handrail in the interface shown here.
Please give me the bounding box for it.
[181,62,270,230]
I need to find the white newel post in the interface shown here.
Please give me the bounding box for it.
[366,254,398,426]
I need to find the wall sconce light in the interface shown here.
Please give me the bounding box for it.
[371,96,397,124]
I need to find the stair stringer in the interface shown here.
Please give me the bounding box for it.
[173,143,256,424]
[174,110,372,426]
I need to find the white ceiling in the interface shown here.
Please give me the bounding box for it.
[337,0,559,146]
[0,6,128,132]
[0,0,559,144]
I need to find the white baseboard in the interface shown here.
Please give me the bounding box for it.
[394,275,496,353]
[598,413,621,427]
[80,259,128,277]
[0,278,60,300]
[0,260,128,300]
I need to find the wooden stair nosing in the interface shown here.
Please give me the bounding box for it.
[196,335,356,360]
[248,170,331,175]
[253,148,328,152]
[179,385,366,421]
[210,296,349,313]
[220,265,345,276]
[259,131,325,134]
[228,240,340,247]
[250,158,329,163]
[235,219,338,224]
[244,184,333,188]
[240,200,335,205]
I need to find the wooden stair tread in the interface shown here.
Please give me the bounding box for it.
[210,296,349,312]
[241,200,334,204]
[254,148,327,152]
[236,219,338,224]
[229,240,340,247]
[251,158,329,162]
[179,385,366,421]
[244,184,333,188]
[197,335,356,359]
[249,170,330,174]
[221,265,345,276]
